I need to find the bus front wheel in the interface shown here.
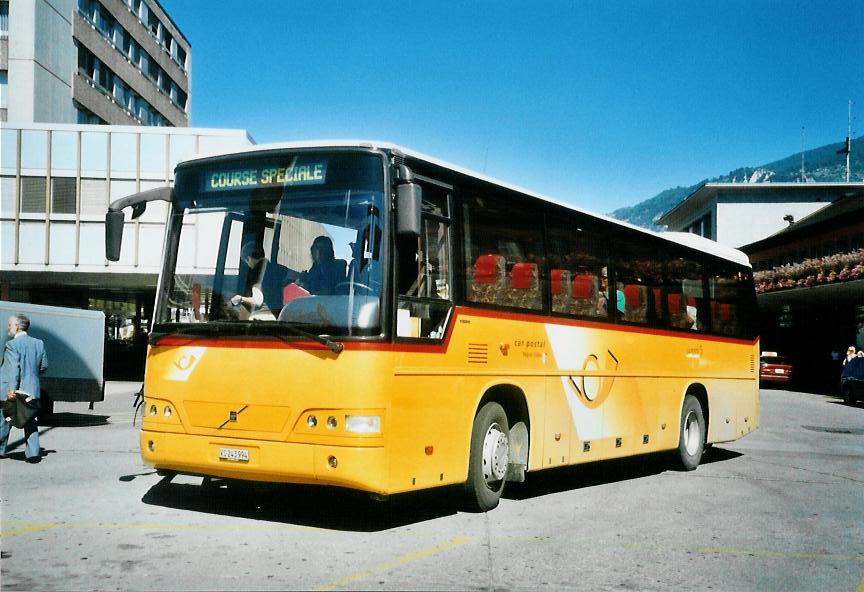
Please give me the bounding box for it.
[464,402,510,512]
[677,394,705,471]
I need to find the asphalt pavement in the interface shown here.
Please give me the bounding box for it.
[1,383,862,591]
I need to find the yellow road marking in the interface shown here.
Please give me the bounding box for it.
[1,523,59,536]
[0,521,306,537]
[693,546,864,562]
[503,536,864,563]
[857,575,864,592]
[311,536,474,591]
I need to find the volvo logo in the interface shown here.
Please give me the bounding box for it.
[218,405,248,429]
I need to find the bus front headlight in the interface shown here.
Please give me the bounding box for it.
[345,415,381,434]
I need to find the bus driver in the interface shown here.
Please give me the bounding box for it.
[296,236,346,296]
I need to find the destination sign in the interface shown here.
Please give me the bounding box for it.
[203,160,328,192]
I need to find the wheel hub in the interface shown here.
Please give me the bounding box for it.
[684,410,700,456]
[482,423,509,482]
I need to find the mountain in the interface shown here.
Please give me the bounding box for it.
[610,137,864,231]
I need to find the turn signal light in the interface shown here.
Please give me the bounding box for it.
[345,415,381,434]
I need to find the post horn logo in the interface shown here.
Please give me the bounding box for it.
[174,354,196,371]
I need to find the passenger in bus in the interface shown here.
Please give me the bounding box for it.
[296,236,346,296]
[231,241,274,320]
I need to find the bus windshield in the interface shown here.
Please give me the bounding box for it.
[156,151,387,338]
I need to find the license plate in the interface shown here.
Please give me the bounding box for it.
[774,368,785,374]
[218,447,249,462]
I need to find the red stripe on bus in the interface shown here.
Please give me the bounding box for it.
[151,306,756,351]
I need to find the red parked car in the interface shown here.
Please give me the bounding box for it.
[760,352,793,385]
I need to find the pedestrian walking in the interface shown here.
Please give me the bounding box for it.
[0,313,48,463]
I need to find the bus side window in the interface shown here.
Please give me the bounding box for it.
[396,182,452,339]
[463,193,545,311]
[546,213,608,320]
[665,249,706,332]
[709,264,754,338]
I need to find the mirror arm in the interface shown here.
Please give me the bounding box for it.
[108,185,174,219]
[105,186,174,261]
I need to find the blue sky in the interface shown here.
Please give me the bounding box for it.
[162,0,863,212]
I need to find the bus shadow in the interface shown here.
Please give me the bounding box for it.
[141,476,461,532]
[39,412,110,427]
[505,447,743,501]
[140,448,743,530]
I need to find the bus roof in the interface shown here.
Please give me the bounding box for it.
[180,140,751,267]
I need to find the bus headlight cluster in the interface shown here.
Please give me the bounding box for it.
[345,415,381,434]
[147,402,174,419]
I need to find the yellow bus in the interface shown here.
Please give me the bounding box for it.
[106,141,759,511]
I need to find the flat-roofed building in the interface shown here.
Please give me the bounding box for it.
[1,0,190,127]
[656,183,863,249]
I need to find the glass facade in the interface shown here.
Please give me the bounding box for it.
[0,123,252,279]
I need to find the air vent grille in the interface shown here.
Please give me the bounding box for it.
[468,343,488,364]
[749,354,755,374]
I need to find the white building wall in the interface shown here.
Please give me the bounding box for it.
[0,122,253,277]
[7,0,75,123]
[716,202,831,249]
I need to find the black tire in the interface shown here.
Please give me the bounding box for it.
[676,394,705,471]
[464,402,510,512]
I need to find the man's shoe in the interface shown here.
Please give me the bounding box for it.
[25,456,41,464]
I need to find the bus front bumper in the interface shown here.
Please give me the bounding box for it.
[140,431,387,493]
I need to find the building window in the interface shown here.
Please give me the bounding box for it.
[0,71,7,110]
[51,178,78,214]
[147,57,159,82]
[20,177,47,213]
[0,1,9,38]
[80,179,108,215]
[148,10,160,38]
[76,105,105,125]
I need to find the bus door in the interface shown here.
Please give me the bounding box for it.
[395,177,454,340]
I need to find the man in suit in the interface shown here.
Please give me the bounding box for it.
[0,313,48,463]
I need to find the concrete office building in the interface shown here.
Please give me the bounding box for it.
[1,0,189,127]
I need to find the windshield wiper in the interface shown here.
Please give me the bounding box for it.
[154,320,343,354]
[274,321,343,354]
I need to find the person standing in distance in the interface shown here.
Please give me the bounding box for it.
[0,313,48,463]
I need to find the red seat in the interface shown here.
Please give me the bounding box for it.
[720,303,733,321]
[668,292,682,312]
[510,263,537,289]
[623,284,643,309]
[473,254,500,284]
[572,274,595,300]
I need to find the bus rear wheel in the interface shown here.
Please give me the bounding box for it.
[676,394,705,471]
[464,402,510,512]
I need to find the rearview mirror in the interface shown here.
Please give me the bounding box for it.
[104,186,174,261]
[105,210,126,262]
[396,183,422,238]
